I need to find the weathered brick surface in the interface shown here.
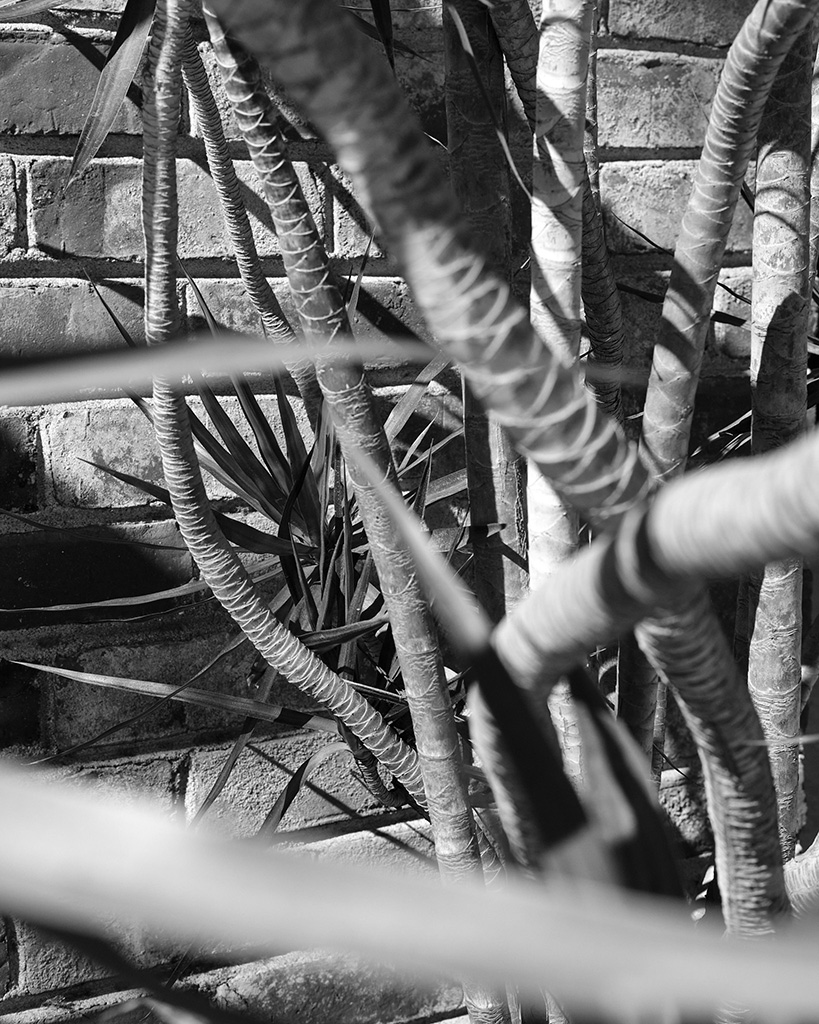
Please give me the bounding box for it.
[597,51,721,152]
[0,33,141,136]
[302,819,437,875]
[608,0,755,47]
[0,278,146,358]
[37,630,267,748]
[187,276,431,355]
[28,157,329,260]
[40,395,308,508]
[1,950,464,1023]
[0,409,37,510]
[611,268,752,377]
[185,732,385,836]
[0,519,193,627]
[601,162,753,255]
[209,951,462,1024]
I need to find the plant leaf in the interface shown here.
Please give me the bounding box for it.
[13,660,339,734]
[384,352,449,442]
[256,742,351,838]
[69,0,155,183]
[79,459,312,556]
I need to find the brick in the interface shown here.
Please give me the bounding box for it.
[0,409,37,511]
[0,951,463,1023]
[600,268,753,379]
[0,33,141,136]
[41,395,303,508]
[0,520,193,629]
[303,819,437,875]
[601,162,753,255]
[608,0,755,47]
[0,278,146,359]
[37,632,262,748]
[208,950,463,1024]
[185,733,384,836]
[330,166,384,260]
[597,51,721,152]
[193,14,447,144]
[29,157,329,260]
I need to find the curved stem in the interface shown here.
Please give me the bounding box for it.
[181,34,323,426]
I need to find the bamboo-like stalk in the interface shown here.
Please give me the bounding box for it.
[527,0,592,589]
[180,34,323,426]
[204,0,810,937]
[443,0,528,625]
[746,28,812,859]
[142,0,424,806]
[202,19,507,1022]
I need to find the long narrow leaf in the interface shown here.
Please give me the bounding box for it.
[69,0,155,183]
[13,661,339,734]
[257,742,351,838]
[274,375,323,542]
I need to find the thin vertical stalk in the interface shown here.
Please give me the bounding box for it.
[747,28,812,858]
[443,1,528,625]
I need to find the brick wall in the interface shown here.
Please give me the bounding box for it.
[0,1,757,1020]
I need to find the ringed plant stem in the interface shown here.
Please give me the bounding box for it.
[487,0,625,423]
[746,28,812,858]
[527,0,593,590]
[207,0,791,937]
[143,0,424,805]
[181,34,322,427]
[201,28,506,1024]
[443,0,528,625]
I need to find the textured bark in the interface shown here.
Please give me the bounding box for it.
[206,0,792,937]
[181,34,322,426]
[527,0,592,587]
[747,29,812,859]
[487,0,539,131]
[142,0,424,806]
[640,0,819,483]
[443,0,528,624]
[580,171,624,424]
